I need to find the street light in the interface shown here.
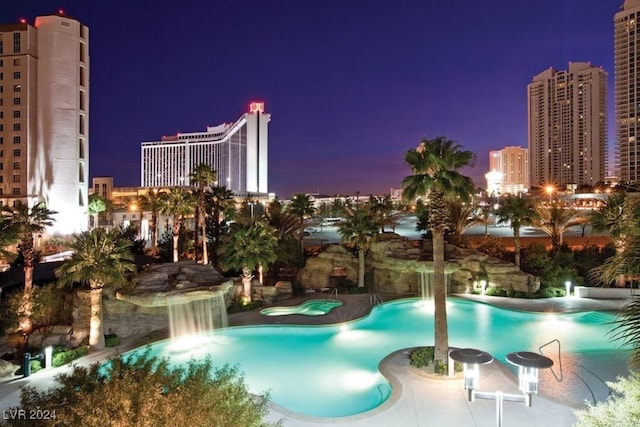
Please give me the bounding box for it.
[545,185,555,203]
[449,348,553,427]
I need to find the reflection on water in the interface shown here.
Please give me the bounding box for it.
[126,297,630,418]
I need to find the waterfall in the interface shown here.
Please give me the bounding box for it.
[419,271,434,300]
[168,292,228,340]
[419,271,451,300]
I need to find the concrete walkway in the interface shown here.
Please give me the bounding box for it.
[0,294,633,426]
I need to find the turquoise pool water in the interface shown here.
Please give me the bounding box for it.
[129,298,624,418]
[260,299,343,316]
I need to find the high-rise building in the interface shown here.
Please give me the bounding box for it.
[615,0,640,183]
[527,62,607,190]
[485,146,529,195]
[0,12,89,235]
[141,102,270,194]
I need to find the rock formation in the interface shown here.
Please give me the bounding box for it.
[298,233,539,296]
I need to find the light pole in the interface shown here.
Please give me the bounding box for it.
[449,348,553,427]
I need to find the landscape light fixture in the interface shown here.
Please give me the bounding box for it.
[449,348,553,427]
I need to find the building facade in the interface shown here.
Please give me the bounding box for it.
[0,12,89,235]
[486,146,529,195]
[141,102,270,194]
[527,62,607,189]
[615,0,640,183]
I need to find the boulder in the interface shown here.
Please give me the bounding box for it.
[0,359,17,379]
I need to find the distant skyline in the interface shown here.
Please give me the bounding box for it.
[1,0,621,198]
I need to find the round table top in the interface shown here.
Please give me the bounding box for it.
[449,348,494,365]
[505,351,553,369]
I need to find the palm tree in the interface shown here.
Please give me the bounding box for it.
[87,194,106,230]
[402,136,475,368]
[190,164,218,265]
[494,195,538,267]
[137,188,166,256]
[532,201,584,249]
[217,221,278,302]
[337,204,382,287]
[447,200,483,245]
[204,185,236,268]
[160,188,195,262]
[55,229,136,350]
[589,193,639,253]
[288,193,316,249]
[8,203,57,296]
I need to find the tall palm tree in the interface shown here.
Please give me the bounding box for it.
[190,164,218,265]
[494,195,538,267]
[532,201,584,249]
[217,221,278,302]
[204,185,236,268]
[402,136,476,368]
[337,204,382,287]
[55,229,136,350]
[160,188,195,262]
[137,188,166,256]
[266,199,302,240]
[288,193,316,249]
[8,202,57,296]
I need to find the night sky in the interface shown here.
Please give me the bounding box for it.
[1,0,621,198]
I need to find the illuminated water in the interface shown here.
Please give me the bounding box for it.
[260,299,343,316]
[128,298,625,418]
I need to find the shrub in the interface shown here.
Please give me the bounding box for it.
[105,335,121,347]
[535,287,566,298]
[4,349,279,427]
[227,296,263,314]
[484,286,508,297]
[410,346,434,368]
[52,345,89,368]
[573,373,640,426]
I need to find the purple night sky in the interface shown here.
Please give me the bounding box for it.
[1,0,620,198]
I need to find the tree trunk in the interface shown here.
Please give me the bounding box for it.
[514,228,521,268]
[172,218,181,262]
[432,228,449,368]
[89,286,105,350]
[151,213,158,255]
[358,249,365,287]
[23,265,34,295]
[172,234,179,262]
[241,267,253,302]
[201,217,208,265]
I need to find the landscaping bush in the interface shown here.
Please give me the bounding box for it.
[52,345,89,368]
[535,287,566,298]
[226,296,263,314]
[105,334,121,347]
[410,346,434,368]
[484,286,508,297]
[4,350,278,427]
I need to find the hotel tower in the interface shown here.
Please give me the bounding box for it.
[527,62,607,189]
[0,12,89,235]
[615,0,640,183]
[141,102,270,195]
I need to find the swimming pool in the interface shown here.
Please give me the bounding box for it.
[130,298,626,418]
[260,299,343,316]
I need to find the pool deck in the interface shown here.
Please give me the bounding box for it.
[0,293,633,426]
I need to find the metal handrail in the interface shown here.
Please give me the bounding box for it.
[539,339,563,382]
